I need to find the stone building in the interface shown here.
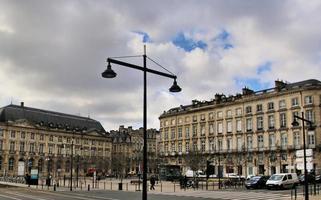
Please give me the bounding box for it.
[0,103,112,178]
[109,125,159,177]
[159,79,321,177]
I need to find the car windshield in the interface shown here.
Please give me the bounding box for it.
[251,176,261,180]
[270,175,283,181]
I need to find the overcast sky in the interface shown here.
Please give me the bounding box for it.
[1,0,321,131]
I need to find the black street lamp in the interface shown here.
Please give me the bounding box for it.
[292,112,314,200]
[70,139,74,191]
[102,45,182,200]
[45,157,51,186]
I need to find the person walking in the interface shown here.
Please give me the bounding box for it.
[150,176,155,190]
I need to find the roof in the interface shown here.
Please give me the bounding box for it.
[0,104,106,134]
[159,79,321,118]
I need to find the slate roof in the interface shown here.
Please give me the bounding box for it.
[0,104,106,134]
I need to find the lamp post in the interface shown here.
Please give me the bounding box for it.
[45,157,50,186]
[70,138,74,191]
[102,45,182,200]
[292,112,314,200]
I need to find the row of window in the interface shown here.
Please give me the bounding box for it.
[0,130,106,146]
[161,131,315,153]
[161,110,314,140]
[0,140,109,156]
[0,157,100,172]
[161,95,315,127]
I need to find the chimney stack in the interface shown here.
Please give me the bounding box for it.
[20,102,24,107]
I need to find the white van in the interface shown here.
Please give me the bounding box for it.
[266,173,299,189]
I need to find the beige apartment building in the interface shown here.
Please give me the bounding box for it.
[0,103,112,178]
[110,126,159,177]
[159,79,321,177]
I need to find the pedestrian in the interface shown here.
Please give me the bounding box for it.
[150,175,155,190]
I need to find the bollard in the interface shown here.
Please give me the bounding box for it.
[42,183,43,190]
[81,182,82,190]
[126,183,128,191]
[88,184,90,191]
[295,186,297,200]
[314,183,316,195]
[104,182,106,190]
[54,184,56,191]
[174,183,175,192]
[161,182,162,192]
[111,182,112,190]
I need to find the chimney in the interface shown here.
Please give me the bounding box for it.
[215,93,222,104]
[20,102,24,107]
[275,80,287,90]
[242,87,254,95]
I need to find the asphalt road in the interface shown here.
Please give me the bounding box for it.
[0,186,296,200]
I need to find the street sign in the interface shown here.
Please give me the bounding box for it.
[295,149,313,157]
[30,169,38,179]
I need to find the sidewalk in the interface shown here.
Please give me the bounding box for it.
[1,180,320,200]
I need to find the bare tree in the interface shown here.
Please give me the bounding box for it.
[185,150,205,182]
[111,152,128,183]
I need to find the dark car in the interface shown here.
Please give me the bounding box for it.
[245,176,270,189]
[299,174,315,184]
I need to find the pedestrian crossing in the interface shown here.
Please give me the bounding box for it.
[150,190,292,200]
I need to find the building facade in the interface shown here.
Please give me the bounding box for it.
[0,103,112,178]
[110,125,159,177]
[159,79,321,177]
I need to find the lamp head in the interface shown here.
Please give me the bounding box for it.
[102,62,117,78]
[169,79,182,93]
[291,119,299,127]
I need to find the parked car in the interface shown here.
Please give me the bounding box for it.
[315,175,321,183]
[245,176,270,189]
[299,174,315,184]
[266,173,299,189]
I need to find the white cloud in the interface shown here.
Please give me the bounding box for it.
[0,0,320,130]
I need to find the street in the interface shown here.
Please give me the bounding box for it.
[0,185,295,200]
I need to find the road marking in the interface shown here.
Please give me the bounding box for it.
[35,190,119,200]
[4,191,53,200]
[0,193,23,200]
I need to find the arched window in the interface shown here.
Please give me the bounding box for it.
[38,159,43,172]
[9,157,14,171]
[48,159,53,173]
[65,160,70,173]
[56,160,62,171]
[28,158,34,172]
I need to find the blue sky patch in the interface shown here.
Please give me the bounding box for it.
[213,29,234,50]
[133,31,151,43]
[234,78,271,91]
[172,32,207,52]
[257,61,272,74]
